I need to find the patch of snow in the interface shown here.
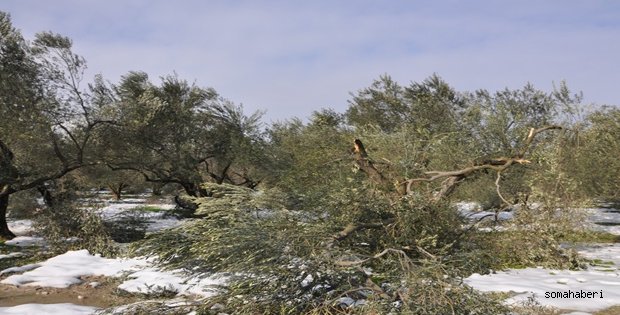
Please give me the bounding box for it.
[455,202,481,213]
[337,297,355,307]
[118,268,185,294]
[576,243,620,266]
[0,303,98,315]
[96,203,144,219]
[301,273,314,288]
[183,275,227,297]
[108,198,148,203]
[0,252,23,260]
[0,249,148,288]
[586,207,620,235]
[0,263,40,275]
[6,219,34,236]
[97,201,175,218]
[456,202,514,222]
[3,236,46,247]
[152,204,176,211]
[118,268,226,297]
[464,210,514,221]
[465,244,620,313]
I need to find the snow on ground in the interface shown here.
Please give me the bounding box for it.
[586,206,620,235]
[464,201,620,314]
[0,303,98,315]
[467,271,617,313]
[465,257,620,312]
[0,249,225,295]
[0,196,196,314]
[1,250,149,288]
[3,236,46,247]
[4,220,33,236]
[0,252,23,260]
[96,199,182,232]
[119,268,226,297]
[0,250,225,314]
[456,202,514,222]
[5,197,181,244]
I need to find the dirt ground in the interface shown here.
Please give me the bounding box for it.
[0,275,141,308]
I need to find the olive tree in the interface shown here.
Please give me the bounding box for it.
[0,12,109,239]
[100,72,267,199]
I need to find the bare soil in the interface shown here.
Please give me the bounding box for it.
[0,275,142,308]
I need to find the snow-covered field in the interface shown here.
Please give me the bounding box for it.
[465,244,620,313]
[462,203,620,314]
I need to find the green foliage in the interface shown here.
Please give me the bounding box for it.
[100,73,268,196]
[346,74,464,135]
[133,182,512,314]
[268,112,353,208]
[103,209,148,243]
[5,189,40,219]
[33,201,118,257]
[563,108,620,200]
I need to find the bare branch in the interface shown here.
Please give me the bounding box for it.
[50,132,69,168]
[495,171,510,206]
[334,247,408,267]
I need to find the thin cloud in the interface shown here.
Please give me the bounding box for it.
[3,0,619,121]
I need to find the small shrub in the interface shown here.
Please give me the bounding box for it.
[103,209,148,243]
[33,202,118,256]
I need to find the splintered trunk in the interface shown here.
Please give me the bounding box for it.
[0,194,15,240]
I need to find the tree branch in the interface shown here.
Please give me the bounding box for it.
[331,218,396,243]
[400,125,561,199]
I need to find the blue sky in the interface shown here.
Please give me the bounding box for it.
[3,0,619,121]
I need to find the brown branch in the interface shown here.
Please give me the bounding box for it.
[50,133,70,168]
[517,125,562,158]
[401,125,561,198]
[331,218,395,244]
[14,162,96,193]
[334,247,408,267]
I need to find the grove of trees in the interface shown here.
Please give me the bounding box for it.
[2,11,620,313]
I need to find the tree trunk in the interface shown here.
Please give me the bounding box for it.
[108,182,127,200]
[37,184,55,208]
[151,182,163,196]
[181,182,210,197]
[0,194,16,240]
